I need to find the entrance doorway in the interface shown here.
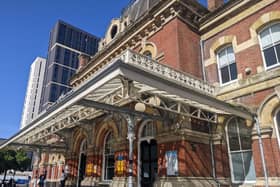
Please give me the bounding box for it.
[138,120,158,187]
[77,140,87,187]
[140,139,158,187]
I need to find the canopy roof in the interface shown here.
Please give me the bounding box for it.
[0,50,253,150]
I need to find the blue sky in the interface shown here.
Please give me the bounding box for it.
[0,0,207,139]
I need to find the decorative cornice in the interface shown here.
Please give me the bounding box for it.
[70,0,207,88]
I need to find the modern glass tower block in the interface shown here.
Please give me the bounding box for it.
[40,20,100,112]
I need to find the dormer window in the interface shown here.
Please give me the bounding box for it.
[110,25,118,39]
[217,45,237,84]
[143,50,152,58]
[259,23,280,69]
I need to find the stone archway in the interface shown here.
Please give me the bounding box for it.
[258,93,280,132]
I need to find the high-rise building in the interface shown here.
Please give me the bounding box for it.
[20,57,46,129]
[40,20,100,112]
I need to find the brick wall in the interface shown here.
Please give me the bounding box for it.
[158,140,212,177]
[203,1,280,59]
[232,88,274,107]
[214,143,230,178]
[253,138,280,178]
[148,18,202,78]
[204,0,280,84]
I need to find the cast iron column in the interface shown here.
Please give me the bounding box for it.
[126,115,135,187]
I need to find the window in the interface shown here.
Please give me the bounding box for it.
[103,132,115,181]
[52,65,59,82]
[141,121,156,138]
[49,84,58,102]
[63,49,71,67]
[226,118,256,183]
[61,68,69,85]
[274,109,280,149]
[58,24,66,44]
[259,23,280,69]
[143,50,152,59]
[110,25,118,39]
[55,47,61,62]
[217,46,237,84]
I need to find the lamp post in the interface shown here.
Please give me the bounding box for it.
[126,115,135,187]
[126,102,146,187]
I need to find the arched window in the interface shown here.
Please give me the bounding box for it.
[143,50,152,59]
[274,108,280,149]
[217,45,237,84]
[141,121,157,138]
[103,132,115,181]
[226,118,256,183]
[110,25,118,39]
[259,23,280,69]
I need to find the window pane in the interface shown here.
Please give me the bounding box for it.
[64,50,70,66]
[260,28,272,48]
[239,125,252,150]
[228,123,240,151]
[55,47,60,61]
[218,49,228,67]
[243,151,256,181]
[221,66,230,83]
[227,47,235,63]
[263,47,277,67]
[229,63,237,81]
[276,44,280,63]
[271,23,280,43]
[104,132,115,180]
[231,152,245,181]
[143,51,152,58]
[142,122,156,137]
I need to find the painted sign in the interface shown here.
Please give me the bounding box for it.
[116,155,125,174]
[86,163,93,175]
[165,151,178,176]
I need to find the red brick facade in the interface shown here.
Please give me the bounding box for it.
[30,0,280,186]
[204,0,280,83]
[157,140,213,177]
[148,18,202,78]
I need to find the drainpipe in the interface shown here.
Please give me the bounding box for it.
[200,39,207,81]
[209,122,220,187]
[254,116,269,187]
